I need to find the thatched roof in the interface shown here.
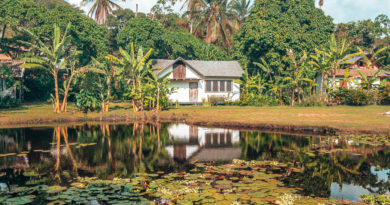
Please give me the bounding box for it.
[152,57,243,78]
[333,69,387,78]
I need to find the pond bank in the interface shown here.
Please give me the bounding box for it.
[0,103,389,135]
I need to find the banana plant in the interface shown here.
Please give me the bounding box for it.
[357,46,389,69]
[20,23,77,113]
[105,43,153,112]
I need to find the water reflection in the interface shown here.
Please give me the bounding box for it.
[0,123,389,201]
[165,124,241,162]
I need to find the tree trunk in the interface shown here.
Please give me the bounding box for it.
[61,73,74,112]
[157,87,160,113]
[291,88,295,106]
[105,77,111,112]
[331,68,336,90]
[54,72,61,113]
[1,25,6,42]
[320,72,324,100]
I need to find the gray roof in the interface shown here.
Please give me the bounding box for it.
[152,58,244,78]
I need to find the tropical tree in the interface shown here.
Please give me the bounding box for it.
[229,0,251,26]
[81,0,125,25]
[105,43,153,112]
[188,0,236,49]
[20,23,75,113]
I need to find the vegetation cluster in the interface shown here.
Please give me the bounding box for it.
[0,0,389,112]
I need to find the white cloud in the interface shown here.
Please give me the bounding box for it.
[316,0,390,23]
[65,0,183,14]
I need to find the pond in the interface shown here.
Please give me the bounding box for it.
[0,122,389,204]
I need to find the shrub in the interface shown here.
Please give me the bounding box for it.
[75,90,101,113]
[208,96,225,106]
[380,83,390,105]
[0,97,20,109]
[242,94,277,107]
[299,96,325,107]
[332,89,374,106]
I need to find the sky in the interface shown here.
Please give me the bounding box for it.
[65,0,390,23]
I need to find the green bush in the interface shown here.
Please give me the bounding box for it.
[0,97,20,109]
[332,89,374,106]
[208,96,225,106]
[242,94,277,107]
[380,83,390,105]
[299,96,325,107]
[75,89,101,113]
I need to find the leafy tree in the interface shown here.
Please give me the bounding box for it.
[81,0,125,25]
[233,0,334,71]
[20,23,76,113]
[309,49,332,101]
[37,6,110,63]
[33,0,82,11]
[116,17,164,58]
[160,31,227,60]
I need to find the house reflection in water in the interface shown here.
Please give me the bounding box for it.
[164,124,241,163]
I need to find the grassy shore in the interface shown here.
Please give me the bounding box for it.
[0,103,389,135]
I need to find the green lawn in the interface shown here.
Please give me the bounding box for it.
[0,103,389,134]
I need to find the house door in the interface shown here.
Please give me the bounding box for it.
[189,82,198,103]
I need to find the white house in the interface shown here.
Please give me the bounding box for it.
[152,58,243,104]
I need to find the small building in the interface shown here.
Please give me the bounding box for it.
[315,54,387,93]
[331,69,387,89]
[0,53,25,99]
[152,58,243,104]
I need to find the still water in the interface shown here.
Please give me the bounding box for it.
[0,123,389,202]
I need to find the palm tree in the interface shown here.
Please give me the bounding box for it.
[319,0,324,8]
[188,0,236,49]
[20,23,74,113]
[105,43,153,112]
[229,0,251,26]
[81,0,125,25]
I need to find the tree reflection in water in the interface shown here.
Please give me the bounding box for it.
[0,124,389,201]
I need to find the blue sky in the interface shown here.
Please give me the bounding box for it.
[66,0,390,23]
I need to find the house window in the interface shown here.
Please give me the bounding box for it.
[226,80,232,92]
[220,80,225,92]
[206,80,212,92]
[359,61,364,67]
[212,80,219,92]
[205,80,233,92]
